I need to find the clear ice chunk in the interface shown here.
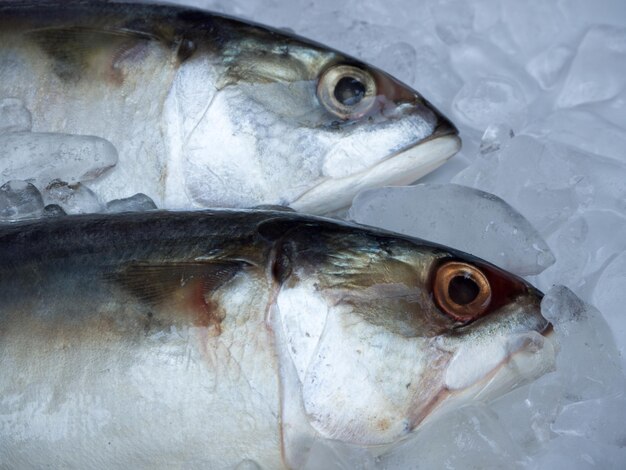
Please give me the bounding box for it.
[0,180,44,221]
[472,0,501,32]
[0,132,118,188]
[431,0,474,45]
[42,181,103,215]
[491,285,626,464]
[491,375,565,455]
[526,45,574,90]
[537,211,626,296]
[452,76,528,131]
[500,0,566,56]
[588,87,626,129]
[378,404,524,470]
[453,135,626,234]
[479,124,514,155]
[373,42,417,86]
[524,109,626,163]
[527,435,626,469]
[557,25,626,108]
[106,193,157,213]
[593,251,626,368]
[43,204,66,218]
[449,38,538,98]
[410,36,462,110]
[302,440,375,470]
[349,184,554,276]
[552,396,626,446]
[541,286,624,401]
[0,98,31,133]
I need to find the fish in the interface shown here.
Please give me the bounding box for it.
[0,209,555,468]
[0,0,460,214]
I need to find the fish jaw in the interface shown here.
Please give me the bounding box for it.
[289,132,461,214]
[414,297,557,432]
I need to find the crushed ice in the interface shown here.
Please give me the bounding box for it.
[0,0,625,468]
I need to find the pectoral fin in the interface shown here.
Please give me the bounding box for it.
[108,260,246,330]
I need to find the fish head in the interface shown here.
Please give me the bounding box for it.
[268,219,555,447]
[179,18,460,212]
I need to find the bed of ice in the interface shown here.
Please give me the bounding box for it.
[1,0,625,468]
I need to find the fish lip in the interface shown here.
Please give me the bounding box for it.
[374,123,461,168]
[379,113,459,163]
[289,134,461,213]
[431,118,459,140]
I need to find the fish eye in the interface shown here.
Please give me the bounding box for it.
[334,76,366,106]
[433,261,492,322]
[317,64,377,120]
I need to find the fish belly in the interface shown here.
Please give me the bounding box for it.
[0,262,283,468]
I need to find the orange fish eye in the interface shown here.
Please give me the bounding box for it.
[433,261,492,322]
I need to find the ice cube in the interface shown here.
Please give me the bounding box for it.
[378,404,524,469]
[43,204,66,218]
[0,132,118,189]
[0,98,31,133]
[537,211,626,297]
[587,87,626,129]
[452,76,528,131]
[0,180,44,221]
[479,124,514,155]
[350,184,554,276]
[373,42,417,85]
[491,375,566,455]
[552,396,626,446]
[302,440,375,470]
[431,0,474,45]
[524,109,626,163]
[593,251,626,367]
[472,0,501,32]
[541,286,624,401]
[106,193,157,213]
[453,136,626,234]
[500,0,566,56]
[527,435,626,470]
[450,38,538,98]
[557,25,626,108]
[492,287,626,462]
[409,36,462,112]
[526,45,574,90]
[43,181,103,215]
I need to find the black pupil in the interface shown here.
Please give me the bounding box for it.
[333,76,366,106]
[448,275,480,305]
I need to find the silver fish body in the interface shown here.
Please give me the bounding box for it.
[0,1,460,213]
[0,210,555,468]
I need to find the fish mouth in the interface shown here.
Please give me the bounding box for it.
[290,126,461,214]
[449,327,556,408]
[412,317,556,433]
